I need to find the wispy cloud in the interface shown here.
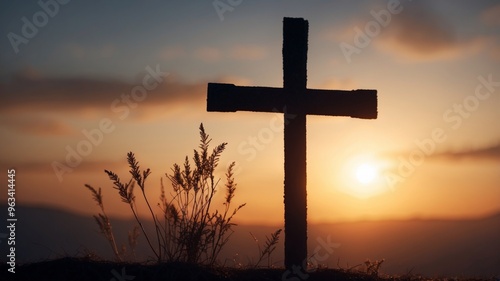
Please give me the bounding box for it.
[432,143,500,161]
[481,3,500,26]
[194,47,222,62]
[64,43,116,59]
[1,72,205,112]
[0,70,208,129]
[325,2,489,63]
[375,2,485,61]
[1,75,132,114]
[0,116,77,136]
[0,159,127,174]
[0,69,258,135]
[490,44,500,61]
[160,46,187,60]
[228,45,267,60]
[480,3,500,61]
[214,75,253,86]
[318,78,356,90]
[163,45,267,62]
[384,142,500,163]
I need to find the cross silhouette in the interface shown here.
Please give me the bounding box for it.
[207,17,378,268]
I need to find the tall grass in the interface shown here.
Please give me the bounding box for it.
[84,184,122,262]
[250,228,282,268]
[85,123,245,265]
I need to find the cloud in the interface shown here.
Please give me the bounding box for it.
[229,45,267,60]
[64,43,116,59]
[214,75,253,86]
[160,46,187,60]
[15,66,42,80]
[0,159,127,174]
[479,4,500,61]
[0,70,208,127]
[375,3,485,61]
[0,69,257,135]
[0,75,133,114]
[164,45,267,62]
[318,78,356,90]
[328,2,488,62]
[194,47,222,62]
[385,142,500,164]
[432,143,500,161]
[481,4,500,26]
[66,43,85,59]
[0,116,77,136]
[490,43,500,61]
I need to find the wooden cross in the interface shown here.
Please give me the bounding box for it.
[207,17,377,268]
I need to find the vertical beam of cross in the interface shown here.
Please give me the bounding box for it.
[206,17,377,270]
[282,17,308,269]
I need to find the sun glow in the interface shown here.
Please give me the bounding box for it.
[335,154,389,199]
[355,163,378,184]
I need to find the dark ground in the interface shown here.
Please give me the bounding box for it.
[0,257,496,281]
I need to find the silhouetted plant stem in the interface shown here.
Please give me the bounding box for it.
[86,123,245,265]
[127,152,165,261]
[84,184,123,262]
[128,201,160,261]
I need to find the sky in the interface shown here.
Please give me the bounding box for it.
[0,0,499,225]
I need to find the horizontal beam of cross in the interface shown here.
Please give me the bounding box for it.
[207,83,377,119]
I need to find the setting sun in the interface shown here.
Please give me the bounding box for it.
[334,154,391,199]
[355,163,378,184]
[348,160,386,199]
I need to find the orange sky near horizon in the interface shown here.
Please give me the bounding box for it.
[0,1,499,225]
